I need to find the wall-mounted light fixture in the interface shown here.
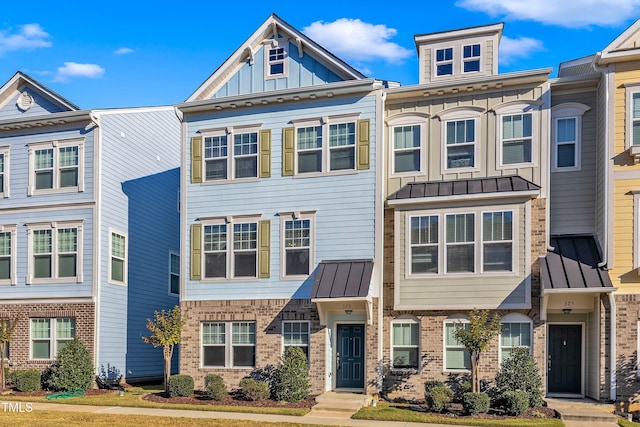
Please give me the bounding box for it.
[345,309,352,315]
[562,308,572,314]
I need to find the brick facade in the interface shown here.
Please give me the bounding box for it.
[381,198,548,399]
[614,293,640,408]
[0,302,95,372]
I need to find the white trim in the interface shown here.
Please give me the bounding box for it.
[389,121,427,177]
[332,321,367,391]
[200,124,262,183]
[199,215,261,282]
[0,225,17,286]
[108,229,127,286]
[264,37,289,79]
[27,138,85,196]
[280,212,315,280]
[443,315,470,372]
[551,103,590,172]
[545,322,585,397]
[434,46,454,77]
[29,317,76,360]
[169,252,180,296]
[635,192,640,271]
[201,320,256,368]
[26,220,84,285]
[499,314,533,366]
[390,316,420,371]
[441,114,481,174]
[626,84,640,157]
[282,320,310,362]
[0,146,10,198]
[387,190,539,206]
[495,101,540,169]
[461,42,482,75]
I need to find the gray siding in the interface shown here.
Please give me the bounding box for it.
[595,76,608,248]
[550,90,598,235]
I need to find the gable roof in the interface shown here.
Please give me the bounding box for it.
[540,235,613,292]
[0,71,79,112]
[597,18,640,64]
[187,13,366,102]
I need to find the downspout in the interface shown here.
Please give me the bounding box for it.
[592,53,616,402]
[377,87,387,394]
[90,111,102,375]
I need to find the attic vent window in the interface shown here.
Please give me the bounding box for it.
[267,45,287,78]
[17,91,34,112]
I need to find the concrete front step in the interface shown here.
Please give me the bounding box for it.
[557,408,619,423]
[306,391,370,418]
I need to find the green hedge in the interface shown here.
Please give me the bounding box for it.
[425,384,453,413]
[13,369,41,392]
[462,392,490,415]
[168,374,194,397]
[204,374,227,401]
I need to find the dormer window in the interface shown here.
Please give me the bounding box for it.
[435,48,453,76]
[265,40,288,79]
[463,44,481,73]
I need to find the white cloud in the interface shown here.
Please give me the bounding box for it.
[303,18,412,63]
[54,62,105,82]
[499,36,545,65]
[113,47,134,55]
[0,23,52,55]
[457,0,640,28]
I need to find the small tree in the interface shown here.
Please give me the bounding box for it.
[272,347,310,402]
[141,305,184,393]
[454,309,501,393]
[0,316,18,390]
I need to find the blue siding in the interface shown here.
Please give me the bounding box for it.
[122,168,180,379]
[0,86,68,120]
[211,41,343,99]
[184,93,378,301]
[97,109,180,380]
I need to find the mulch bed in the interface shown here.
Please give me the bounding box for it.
[143,390,317,409]
[393,400,557,420]
[9,388,117,397]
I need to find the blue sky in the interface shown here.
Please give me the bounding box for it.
[1,0,638,109]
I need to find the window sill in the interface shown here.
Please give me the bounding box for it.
[293,169,358,179]
[551,166,581,173]
[31,186,80,196]
[280,274,310,281]
[198,277,259,283]
[391,170,423,178]
[29,278,79,285]
[405,270,519,279]
[390,367,420,374]
[497,161,536,170]
[201,177,261,185]
[442,166,479,174]
[107,280,127,286]
[201,366,255,370]
[444,368,471,373]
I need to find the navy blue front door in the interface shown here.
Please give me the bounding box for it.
[336,324,364,388]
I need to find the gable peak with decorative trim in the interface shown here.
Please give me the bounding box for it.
[597,18,640,64]
[186,13,367,102]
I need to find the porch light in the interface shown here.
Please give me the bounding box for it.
[562,308,572,314]
[345,309,353,315]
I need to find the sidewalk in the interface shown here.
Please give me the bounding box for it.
[29,401,474,427]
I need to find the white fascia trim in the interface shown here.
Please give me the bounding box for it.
[541,287,617,295]
[91,106,175,116]
[396,303,531,311]
[311,296,372,304]
[387,190,540,206]
[0,297,95,305]
[414,23,504,44]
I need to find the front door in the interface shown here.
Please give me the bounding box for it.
[548,324,582,394]
[336,324,364,388]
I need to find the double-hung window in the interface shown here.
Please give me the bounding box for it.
[169,253,180,295]
[446,213,475,273]
[445,119,475,169]
[202,321,256,367]
[283,321,310,360]
[495,101,540,167]
[31,317,75,359]
[410,215,438,274]
[28,139,83,194]
[500,314,532,362]
[291,114,361,175]
[266,40,288,78]
[392,319,420,369]
[29,221,82,283]
[629,88,640,148]
[393,125,421,173]
[0,226,16,284]
[202,217,258,280]
[0,147,9,198]
[110,231,127,284]
[444,318,470,370]
[552,103,589,171]
[435,47,453,76]
[282,214,313,277]
[463,44,481,73]
[482,211,513,272]
[203,126,260,182]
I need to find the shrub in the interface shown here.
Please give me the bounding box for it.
[168,374,194,397]
[96,363,123,389]
[13,369,40,392]
[494,347,543,407]
[42,338,93,391]
[425,384,453,413]
[272,347,310,402]
[502,390,530,416]
[239,377,270,401]
[424,380,445,396]
[462,391,490,415]
[204,374,227,401]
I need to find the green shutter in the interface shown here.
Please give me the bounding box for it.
[258,220,270,278]
[357,119,370,170]
[282,127,295,176]
[191,136,203,183]
[259,129,272,178]
[190,224,202,280]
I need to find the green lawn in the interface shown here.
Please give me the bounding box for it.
[619,419,640,427]
[353,402,565,427]
[0,387,309,417]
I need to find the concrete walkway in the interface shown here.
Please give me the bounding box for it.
[545,397,619,427]
[28,401,475,427]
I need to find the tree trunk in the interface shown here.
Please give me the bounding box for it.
[0,343,5,391]
[471,352,480,393]
[164,346,171,394]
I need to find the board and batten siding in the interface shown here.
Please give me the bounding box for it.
[211,42,342,99]
[385,85,545,198]
[96,109,180,380]
[184,94,377,301]
[395,200,529,309]
[0,87,69,120]
[549,90,598,235]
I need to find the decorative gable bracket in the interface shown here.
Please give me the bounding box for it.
[629,145,640,163]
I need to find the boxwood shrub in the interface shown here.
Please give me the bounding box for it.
[168,374,194,397]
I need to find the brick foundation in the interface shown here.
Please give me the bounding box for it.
[614,294,640,407]
[0,302,95,372]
